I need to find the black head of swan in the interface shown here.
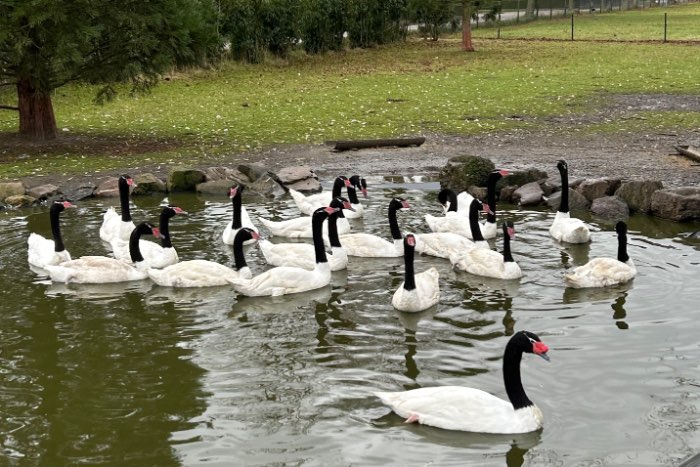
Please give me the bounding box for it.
[349,175,368,198]
[158,205,188,248]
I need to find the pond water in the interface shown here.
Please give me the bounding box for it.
[1,177,700,466]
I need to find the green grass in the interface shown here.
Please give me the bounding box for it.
[471,2,700,41]
[1,3,700,178]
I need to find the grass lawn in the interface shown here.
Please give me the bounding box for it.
[1,3,699,179]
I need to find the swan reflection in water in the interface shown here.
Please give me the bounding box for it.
[394,306,439,387]
[371,411,542,467]
[44,279,154,303]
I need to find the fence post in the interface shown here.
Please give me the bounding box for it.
[571,14,575,40]
[664,12,667,42]
[498,27,501,38]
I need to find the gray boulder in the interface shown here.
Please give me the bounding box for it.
[167,168,206,192]
[285,178,322,193]
[0,182,25,201]
[203,166,248,183]
[237,163,268,183]
[132,173,167,195]
[467,185,487,200]
[196,179,237,195]
[650,187,700,222]
[438,155,495,192]
[512,182,544,206]
[546,188,591,212]
[60,180,96,201]
[576,178,622,202]
[27,183,59,200]
[590,196,629,220]
[94,177,120,197]
[277,166,317,185]
[248,173,286,198]
[615,180,663,213]
[496,168,548,192]
[499,185,518,204]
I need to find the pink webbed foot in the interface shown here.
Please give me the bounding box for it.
[405,413,420,424]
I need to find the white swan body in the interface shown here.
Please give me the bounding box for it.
[392,235,440,312]
[99,174,136,243]
[451,221,522,280]
[376,330,550,434]
[550,160,590,244]
[289,176,353,215]
[228,207,336,297]
[46,223,161,284]
[340,198,409,258]
[148,228,259,287]
[413,231,476,259]
[111,206,186,268]
[258,198,351,271]
[259,215,350,238]
[549,211,591,243]
[565,221,635,288]
[27,200,76,269]
[222,185,259,245]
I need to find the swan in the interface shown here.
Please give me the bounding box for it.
[415,198,493,258]
[565,221,635,288]
[111,205,187,268]
[375,330,550,433]
[45,222,162,284]
[289,175,351,215]
[340,198,410,257]
[147,228,259,287]
[27,200,76,269]
[99,174,136,243]
[549,160,591,243]
[258,197,352,271]
[430,169,509,239]
[344,175,368,219]
[451,221,522,280]
[227,206,337,297]
[222,184,259,245]
[258,194,351,238]
[392,234,440,312]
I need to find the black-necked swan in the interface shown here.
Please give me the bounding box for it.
[340,198,410,257]
[289,175,351,215]
[227,206,337,296]
[45,222,163,283]
[375,330,550,433]
[99,174,136,243]
[428,169,509,239]
[111,205,187,268]
[27,200,76,269]
[258,197,352,271]
[564,221,636,288]
[414,197,492,259]
[344,175,368,219]
[451,221,522,280]
[222,184,259,245]
[147,228,259,287]
[392,234,440,312]
[549,160,591,243]
[259,191,351,238]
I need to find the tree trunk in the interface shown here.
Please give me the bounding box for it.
[17,78,57,140]
[526,0,536,17]
[461,1,475,52]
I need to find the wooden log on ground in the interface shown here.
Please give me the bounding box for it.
[674,145,700,163]
[327,137,425,151]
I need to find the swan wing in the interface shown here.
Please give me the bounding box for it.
[550,212,591,243]
[452,248,507,278]
[228,266,328,297]
[339,233,399,257]
[289,189,331,215]
[392,267,440,312]
[565,258,636,288]
[28,233,71,268]
[376,386,524,433]
[45,256,147,283]
[415,232,474,259]
[99,208,121,243]
[259,240,315,269]
[148,260,240,287]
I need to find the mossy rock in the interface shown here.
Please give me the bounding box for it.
[438,155,495,192]
[133,173,167,195]
[167,168,206,192]
[495,168,548,192]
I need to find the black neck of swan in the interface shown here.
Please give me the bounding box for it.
[346,185,360,204]
[503,337,533,410]
[389,201,403,240]
[49,203,66,252]
[129,224,149,263]
[402,238,416,291]
[232,230,250,271]
[486,173,501,224]
[502,224,514,263]
[230,191,242,229]
[557,163,570,214]
[119,177,132,222]
[469,202,485,242]
[312,209,329,264]
[159,208,174,248]
[617,225,629,263]
[328,213,341,248]
[443,190,458,213]
[331,177,345,198]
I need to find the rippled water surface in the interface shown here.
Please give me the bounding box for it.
[1,178,700,466]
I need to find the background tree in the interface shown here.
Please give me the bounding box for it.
[346,0,407,48]
[408,0,453,41]
[0,0,219,141]
[298,0,347,54]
